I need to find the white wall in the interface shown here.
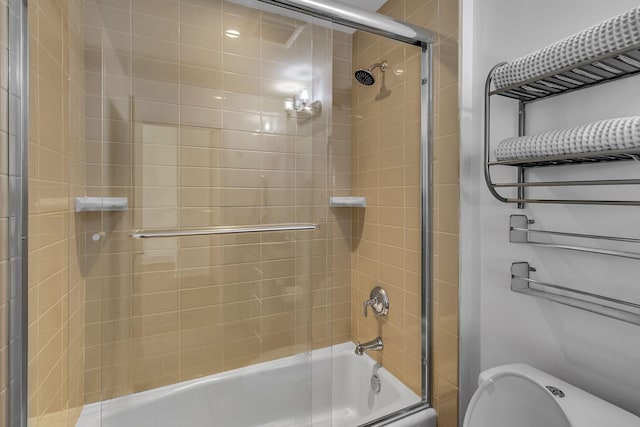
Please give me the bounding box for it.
[460,0,640,421]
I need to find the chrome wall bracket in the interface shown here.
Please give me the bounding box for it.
[509,214,534,243]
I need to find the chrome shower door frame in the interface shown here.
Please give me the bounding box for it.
[8,0,435,426]
[257,1,435,424]
[7,0,29,426]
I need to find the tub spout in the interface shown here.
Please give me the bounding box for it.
[355,337,384,356]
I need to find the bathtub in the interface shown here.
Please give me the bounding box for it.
[76,342,436,427]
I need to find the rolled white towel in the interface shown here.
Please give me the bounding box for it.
[493,7,640,89]
[495,117,640,161]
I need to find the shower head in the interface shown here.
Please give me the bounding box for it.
[354,60,388,86]
[354,69,375,86]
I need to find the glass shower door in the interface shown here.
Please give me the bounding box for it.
[82,0,332,425]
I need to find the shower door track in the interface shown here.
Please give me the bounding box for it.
[257,0,434,46]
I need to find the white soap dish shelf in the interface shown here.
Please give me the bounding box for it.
[329,196,366,208]
[75,197,128,212]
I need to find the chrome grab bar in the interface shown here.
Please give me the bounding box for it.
[511,262,640,326]
[131,223,318,239]
[509,215,640,259]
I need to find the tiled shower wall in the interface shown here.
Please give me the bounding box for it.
[27,0,86,425]
[351,0,459,425]
[82,0,349,402]
[0,0,8,424]
[328,30,353,351]
[350,25,424,395]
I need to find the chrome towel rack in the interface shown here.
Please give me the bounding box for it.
[509,215,640,260]
[131,223,318,239]
[484,37,640,206]
[511,262,640,326]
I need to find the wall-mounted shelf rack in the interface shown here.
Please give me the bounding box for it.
[509,215,640,260]
[511,262,640,326]
[490,148,640,169]
[484,7,640,207]
[492,44,640,103]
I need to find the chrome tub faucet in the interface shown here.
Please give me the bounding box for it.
[355,337,384,356]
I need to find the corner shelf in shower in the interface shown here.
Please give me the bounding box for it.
[75,196,129,212]
[484,11,640,207]
[329,196,367,208]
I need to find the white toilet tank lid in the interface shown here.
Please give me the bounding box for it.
[465,364,640,427]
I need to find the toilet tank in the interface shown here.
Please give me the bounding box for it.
[464,364,640,427]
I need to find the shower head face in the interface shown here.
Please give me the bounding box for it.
[354,69,375,86]
[354,60,388,86]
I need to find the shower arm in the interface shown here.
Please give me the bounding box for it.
[369,61,388,72]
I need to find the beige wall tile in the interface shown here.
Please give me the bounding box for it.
[132,13,179,42]
[28,0,88,423]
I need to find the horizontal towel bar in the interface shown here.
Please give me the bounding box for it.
[505,198,640,206]
[131,223,318,239]
[513,241,640,260]
[511,262,640,326]
[494,179,640,188]
[510,217,640,243]
[509,215,640,259]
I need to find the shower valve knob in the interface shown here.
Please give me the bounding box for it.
[363,286,389,318]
